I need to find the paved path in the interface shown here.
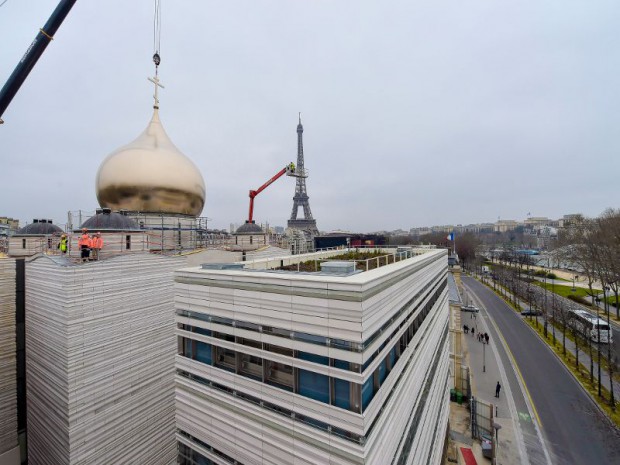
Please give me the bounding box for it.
[463,276,620,465]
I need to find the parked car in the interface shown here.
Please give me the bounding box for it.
[520,309,542,316]
[462,305,480,313]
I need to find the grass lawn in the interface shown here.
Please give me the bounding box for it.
[532,281,600,299]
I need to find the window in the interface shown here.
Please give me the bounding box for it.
[194,327,212,337]
[183,338,193,358]
[333,378,351,410]
[265,360,294,391]
[378,358,388,385]
[125,235,131,250]
[195,341,212,365]
[215,346,236,372]
[298,351,329,366]
[298,368,329,403]
[239,353,262,380]
[22,239,26,249]
[361,377,373,411]
[264,344,293,357]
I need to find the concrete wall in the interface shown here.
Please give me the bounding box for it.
[26,253,184,464]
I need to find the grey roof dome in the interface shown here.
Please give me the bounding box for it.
[17,219,63,235]
[79,209,140,231]
[235,221,264,235]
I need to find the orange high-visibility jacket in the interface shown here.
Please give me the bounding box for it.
[78,234,91,248]
[92,237,103,249]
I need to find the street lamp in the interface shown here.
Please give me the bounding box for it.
[492,422,502,465]
[572,275,578,292]
[604,285,615,410]
[483,338,486,373]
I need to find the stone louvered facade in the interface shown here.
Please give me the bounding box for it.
[175,248,450,465]
[25,253,184,464]
[0,258,19,464]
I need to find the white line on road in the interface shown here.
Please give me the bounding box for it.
[467,283,553,465]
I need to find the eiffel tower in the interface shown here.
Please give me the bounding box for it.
[287,114,319,234]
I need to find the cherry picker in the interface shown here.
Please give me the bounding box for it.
[245,162,305,226]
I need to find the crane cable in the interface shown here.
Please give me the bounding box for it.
[153,0,162,71]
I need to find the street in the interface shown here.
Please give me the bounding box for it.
[463,276,620,465]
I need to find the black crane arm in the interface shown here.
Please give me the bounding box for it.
[0,0,77,124]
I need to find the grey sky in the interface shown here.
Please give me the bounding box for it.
[1,0,619,232]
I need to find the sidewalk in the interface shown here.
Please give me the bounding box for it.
[446,310,526,465]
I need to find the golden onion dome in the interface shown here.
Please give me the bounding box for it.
[95,109,205,217]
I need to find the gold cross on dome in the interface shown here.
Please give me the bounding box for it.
[147,74,165,109]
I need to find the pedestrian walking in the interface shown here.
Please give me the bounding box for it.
[463,324,469,334]
[495,381,501,398]
[485,333,489,345]
[471,327,475,338]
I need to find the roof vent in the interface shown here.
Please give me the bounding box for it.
[200,263,246,270]
[320,261,356,275]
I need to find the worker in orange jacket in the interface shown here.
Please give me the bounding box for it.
[78,228,91,262]
[91,232,103,261]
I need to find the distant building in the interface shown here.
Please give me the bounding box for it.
[0,217,19,236]
[175,247,449,464]
[558,214,583,229]
[494,220,519,233]
[523,217,552,228]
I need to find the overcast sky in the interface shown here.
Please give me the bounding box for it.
[1,0,618,232]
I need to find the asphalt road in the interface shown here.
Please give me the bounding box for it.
[463,276,620,465]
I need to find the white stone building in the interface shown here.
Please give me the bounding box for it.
[25,253,184,464]
[174,248,449,464]
[0,258,19,465]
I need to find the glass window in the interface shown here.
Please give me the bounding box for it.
[333,359,350,370]
[213,331,235,343]
[265,360,294,391]
[294,332,327,345]
[333,378,351,410]
[183,338,193,358]
[298,351,329,365]
[215,346,235,372]
[239,353,262,381]
[298,368,329,404]
[194,327,212,337]
[378,358,388,384]
[237,337,262,350]
[264,344,293,357]
[389,346,397,369]
[195,341,212,365]
[361,377,373,411]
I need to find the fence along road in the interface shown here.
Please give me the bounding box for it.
[463,276,620,465]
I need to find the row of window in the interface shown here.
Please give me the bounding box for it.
[178,432,239,465]
[178,272,447,375]
[178,317,448,448]
[394,327,449,465]
[177,269,446,353]
[180,279,447,414]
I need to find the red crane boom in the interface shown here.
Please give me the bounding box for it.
[247,164,294,223]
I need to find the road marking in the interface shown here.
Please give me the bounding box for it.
[466,279,553,465]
